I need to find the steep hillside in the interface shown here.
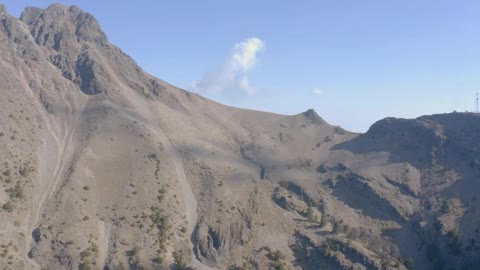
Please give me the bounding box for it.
[0,3,479,270]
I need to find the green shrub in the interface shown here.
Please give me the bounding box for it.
[80,249,91,261]
[6,183,24,199]
[441,200,454,213]
[150,207,169,236]
[259,246,272,254]
[173,250,187,269]
[79,262,91,270]
[259,246,287,269]
[127,246,140,257]
[2,201,13,212]
[79,242,99,269]
[333,221,344,234]
[152,255,163,264]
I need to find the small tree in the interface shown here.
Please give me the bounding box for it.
[173,250,187,270]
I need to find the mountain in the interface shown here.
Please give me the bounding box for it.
[1,3,479,270]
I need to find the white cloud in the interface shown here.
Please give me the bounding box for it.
[191,37,265,96]
[312,88,323,95]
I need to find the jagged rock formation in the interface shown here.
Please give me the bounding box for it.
[1,3,480,270]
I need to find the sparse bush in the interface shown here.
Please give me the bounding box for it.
[441,199,454,213]
[6,183,23,199]
[259,246,287,269]
[150,206,170,255]
[306,207,315,222]
[323,136,333,142]
[83,185,90,191]
[2,201,14,212]
[90,243,99,255]
[259,246,272,254]
[79,262,92,270]
[127,246,140,257]
[18,167,28,177]
[150,207,169,233]
[80,249,91,261]
[333,221,344,234]
[152,255,163,264]
[324,239,341,253]
[79,242,99,269]
[173,250,187,269]
[272,250,285,261]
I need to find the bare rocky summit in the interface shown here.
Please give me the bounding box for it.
[1,3,479,270]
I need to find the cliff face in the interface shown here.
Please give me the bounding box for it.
[0,3,479,270]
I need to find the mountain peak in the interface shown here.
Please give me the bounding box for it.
[20,3,107,47]
[0,3,6,15]
[301,108,326,125]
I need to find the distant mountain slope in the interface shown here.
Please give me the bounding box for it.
[0,3,479,270]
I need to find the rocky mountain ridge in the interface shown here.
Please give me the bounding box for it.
[1,3,479,270]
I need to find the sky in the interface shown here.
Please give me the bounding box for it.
[3,1,480,132]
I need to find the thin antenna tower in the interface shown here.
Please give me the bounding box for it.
[477,93,479,113]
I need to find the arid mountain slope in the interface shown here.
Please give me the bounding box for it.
[0,3,479,270]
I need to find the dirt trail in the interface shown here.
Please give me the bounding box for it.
[97,220,110,268]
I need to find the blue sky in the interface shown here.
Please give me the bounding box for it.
[4,1,480,132]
